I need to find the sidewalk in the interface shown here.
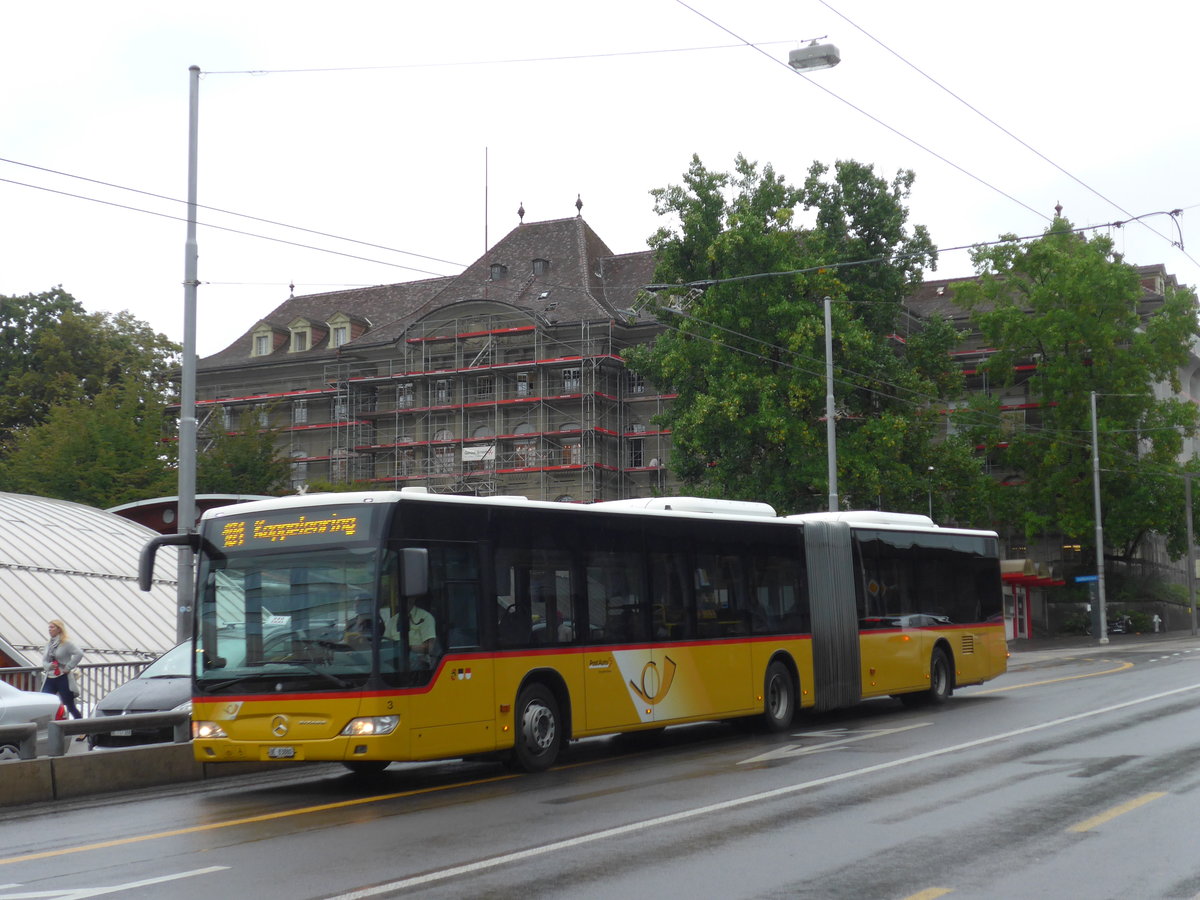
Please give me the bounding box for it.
[1006,628,1200,669]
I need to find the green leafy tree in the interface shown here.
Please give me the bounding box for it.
[954,219,1200,560]
[628,154,992,518]
[196,426,290,496]
[0,381,176,507]
[0,288,179,447]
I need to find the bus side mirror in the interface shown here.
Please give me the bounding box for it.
[139,533,201,591]
[402,547,429,598]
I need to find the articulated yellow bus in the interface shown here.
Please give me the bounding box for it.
[139,490,1006,774]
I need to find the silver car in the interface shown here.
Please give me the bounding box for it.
[0,680,66,759]
[88,641,193,748]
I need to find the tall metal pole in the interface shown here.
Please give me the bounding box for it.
[1187,474,1197,636]
[176,64,200,643]
[1090,391,1108,644]
[824,295,837,512]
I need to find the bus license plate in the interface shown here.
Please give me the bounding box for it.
[267,746,295,759]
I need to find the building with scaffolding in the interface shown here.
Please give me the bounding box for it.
[195,213,671,502]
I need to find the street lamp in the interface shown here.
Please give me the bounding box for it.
[789,40,840,510]
[926,466,935,519]
[789,40,841,72]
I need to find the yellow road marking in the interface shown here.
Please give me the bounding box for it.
[1068,792,1166,833]
[0,771,520,866]
[900,889,953,900]
[970,660,1133,694]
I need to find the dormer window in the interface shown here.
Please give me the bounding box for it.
[532,258,549,276]
[250,322,282,358]
[288,317,315,353]
[490,263,508,280]
[328,311,359,349]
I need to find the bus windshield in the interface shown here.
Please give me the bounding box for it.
[195,546,392,693]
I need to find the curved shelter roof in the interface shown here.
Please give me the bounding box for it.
[0,492,179,666]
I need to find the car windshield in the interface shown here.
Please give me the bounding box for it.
[138,641,194,678]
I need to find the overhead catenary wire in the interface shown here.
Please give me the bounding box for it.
[672,0,1049,223]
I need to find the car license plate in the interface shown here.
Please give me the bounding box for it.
[111,729,133,737]
[267,746,295,759]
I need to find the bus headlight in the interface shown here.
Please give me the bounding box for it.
[340,716,399,736]
[193,721,227,739]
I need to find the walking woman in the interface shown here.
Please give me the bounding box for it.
[42,619,84,719]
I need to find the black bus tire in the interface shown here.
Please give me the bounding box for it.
[762,660,797,732]
[342,760,390,776]
[901,647,953,707]
[510,682,562,772]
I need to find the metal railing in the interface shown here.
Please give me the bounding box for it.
[0,661,151,714]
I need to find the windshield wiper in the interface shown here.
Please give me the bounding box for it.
[272,660,351,689]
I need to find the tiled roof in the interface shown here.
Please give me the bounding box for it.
[198,217,658,369]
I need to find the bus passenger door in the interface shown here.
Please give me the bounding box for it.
[583,552,652,732]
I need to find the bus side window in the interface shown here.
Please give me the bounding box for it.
[586,550,645,644]
[446,582,480,648]
[498,595,532,647]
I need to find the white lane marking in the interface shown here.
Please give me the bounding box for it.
[0,866,228,899]
[737,723,932,764]
[324,681,1200,899]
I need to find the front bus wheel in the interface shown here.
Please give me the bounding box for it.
[342,760,390,776]
[510,683,562,772]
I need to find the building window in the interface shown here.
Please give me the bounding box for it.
[435,379,452,404]
[627,371,646,394]
[562,368,581,392]
[220,406,232,431]
[333,397,349,421]
[433,446,455,473]
[291,329,308,352]
[397,450,415,476]
[292,400,308,425]
[516,373,530,396]
[562,439,581,466]
[254,334,271,356]
[397,382,414,408]
[490,263,508,280]
[475,376,494,402]
[254,406,269,428]
[332,325,349,347]
[532,258,549,276]
[628,438,645,468]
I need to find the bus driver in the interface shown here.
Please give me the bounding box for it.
[407,596,437,669]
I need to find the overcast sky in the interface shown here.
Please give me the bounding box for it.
[3,1,1196,359]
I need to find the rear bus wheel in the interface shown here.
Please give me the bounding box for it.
[762,660,796,732]
[510,683,562,772]
[901,647,953,707]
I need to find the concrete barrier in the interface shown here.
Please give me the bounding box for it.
[0,723,38,760]
[47,711,190,756]
[0,742,304,808]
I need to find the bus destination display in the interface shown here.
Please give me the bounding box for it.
[216,506,375,551]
